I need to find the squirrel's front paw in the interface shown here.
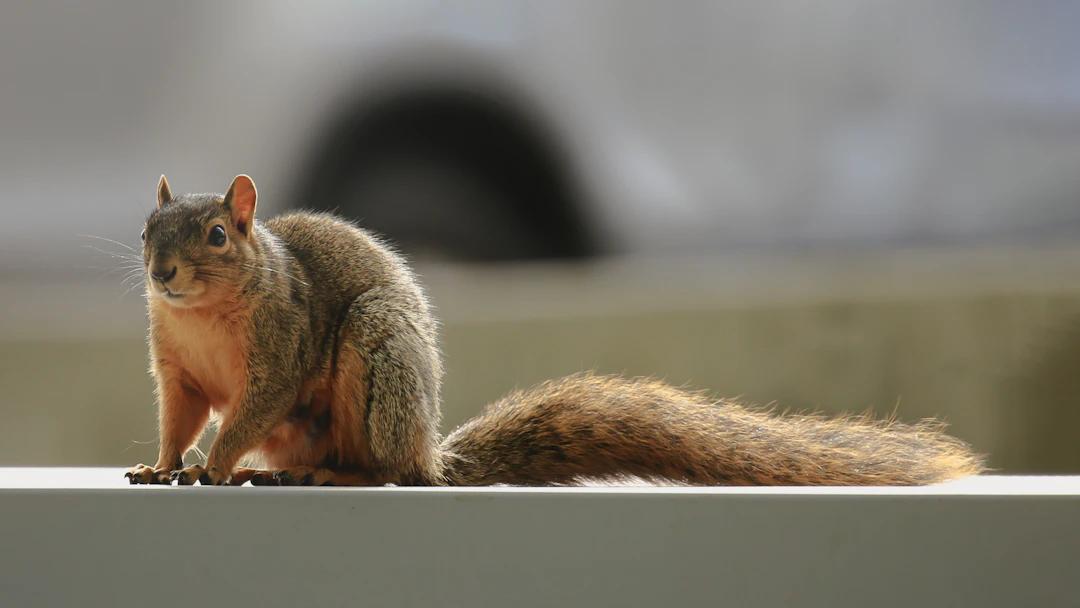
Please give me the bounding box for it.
[171,464,230,486]
[125,463,172,485]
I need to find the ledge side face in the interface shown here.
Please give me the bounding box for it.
[0,468,1078,607]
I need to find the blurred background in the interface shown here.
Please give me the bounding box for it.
[2,1,1079,473]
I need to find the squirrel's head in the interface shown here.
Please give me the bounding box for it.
[142,174,260,309]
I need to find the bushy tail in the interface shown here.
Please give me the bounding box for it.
[440,373,984,486]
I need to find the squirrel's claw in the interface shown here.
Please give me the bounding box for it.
[250,471,279,486]
[202,466,230,485]
[170,464,230,486]
[272,470,298,485]
[125,463,173,485]
[171,464,205,485]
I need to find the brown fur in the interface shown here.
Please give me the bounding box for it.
[442,373,984,485]
[127,175,984,487]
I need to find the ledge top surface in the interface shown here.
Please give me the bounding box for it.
[0,467,1078,495]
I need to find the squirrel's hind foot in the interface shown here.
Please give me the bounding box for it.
[170,464,231,486]
[249,466,381,487]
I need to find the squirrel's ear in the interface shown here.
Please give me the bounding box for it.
[223,174,257,237]
[156,174,173,208]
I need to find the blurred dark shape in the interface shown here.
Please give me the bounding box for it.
[294,85,594,261]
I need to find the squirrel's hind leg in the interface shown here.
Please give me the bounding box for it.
[333,290,444,486]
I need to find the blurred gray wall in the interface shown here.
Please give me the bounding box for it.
[2,2,1080,474]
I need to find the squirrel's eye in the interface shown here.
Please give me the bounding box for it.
[140,229,146,242]
[208,225,227,247]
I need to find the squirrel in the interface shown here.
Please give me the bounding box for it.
[126,174,984,487]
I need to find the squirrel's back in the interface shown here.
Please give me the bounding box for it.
[263,210,440,358]
[265,211,425,299]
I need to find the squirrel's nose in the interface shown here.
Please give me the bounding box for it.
[151,265,178,284]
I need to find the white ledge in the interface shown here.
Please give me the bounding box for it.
[1,468,1079,494]
[1,469,1077,607]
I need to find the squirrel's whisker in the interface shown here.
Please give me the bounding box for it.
[117,270,145,283]
[83,244,141,264]
[121,281,144,298]
[242,263,310,287]
[79,234,138,253]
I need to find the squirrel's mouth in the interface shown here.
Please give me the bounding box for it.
[151,284,194,305]
[151,280,211,308]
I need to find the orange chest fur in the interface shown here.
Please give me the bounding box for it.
[152,306,250,412]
